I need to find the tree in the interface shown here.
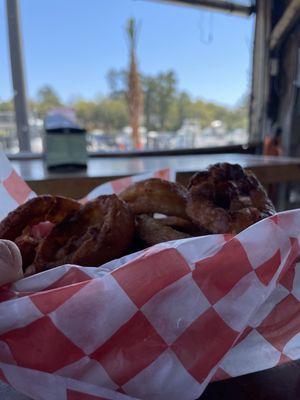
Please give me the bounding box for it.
[143,71,177,131]
[126,18,144,148]
[175,92,193,129]
[73,100,99,130]
[101,98,129,131]
[156,71,176,130]
[74,98,128,133]
[143,76,159,131]
[235,93,249,130]
[106,69,127,100]
[35,85,62,118]
[0,99,14,112]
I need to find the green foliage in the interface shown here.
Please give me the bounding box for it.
[143,71,177,131]
[74,98,128,132]
[34,85,62,117]
[99,98,129,131]
[0,130,8,137]
[126,18,137,50]
[0,100,14,112]
[0,72,248,134]
[106,69,127,100]
[105,68,249,133]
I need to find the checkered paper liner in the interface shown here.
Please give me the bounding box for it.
[1,152,300,400]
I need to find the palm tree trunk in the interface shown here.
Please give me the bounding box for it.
[126,19,144,149]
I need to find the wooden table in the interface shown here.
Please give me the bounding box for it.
[201,360,300,399]
[11,153,300,199]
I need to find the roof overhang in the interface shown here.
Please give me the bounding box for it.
[270,0,300,51]
[148,0,255,16]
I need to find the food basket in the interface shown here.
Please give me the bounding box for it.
[0,151,300,400]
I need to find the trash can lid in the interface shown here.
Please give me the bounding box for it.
[44,108,85,132]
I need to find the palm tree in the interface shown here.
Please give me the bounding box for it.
[126,18,144,149]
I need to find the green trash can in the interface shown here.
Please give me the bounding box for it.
[44,109,87,171]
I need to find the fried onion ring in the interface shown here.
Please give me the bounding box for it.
[158,216,194,230]
[186,163,275,234]
[0,196,80,269]
[158,216,208,236]
[33,194,134,271]
[119,178,188,218]
[14,230,39,269]
[136,214,191,246]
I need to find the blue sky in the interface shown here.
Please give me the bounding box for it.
[0,0,254,106]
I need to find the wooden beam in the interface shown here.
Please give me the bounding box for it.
[270,0,300,50]
[148,0,254,16]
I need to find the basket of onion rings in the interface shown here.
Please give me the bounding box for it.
[0,162,276,276]
[1,152,300,400]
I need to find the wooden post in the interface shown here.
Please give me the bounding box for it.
[6,0,30,152]
[249,0,272,146]
[270,0,300,50]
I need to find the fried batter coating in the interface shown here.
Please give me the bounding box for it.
[158,216,208,236]
[187,163,275,234]
[0,195,80,240]
[136,214,191,246]
[14,230,39,269]
[33,195,134,271]
[119,178,188,218]
[158,216,193,229]
[0,196,80,269]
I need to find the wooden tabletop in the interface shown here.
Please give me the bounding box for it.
[11,153,300,199]
[201,360,300,400]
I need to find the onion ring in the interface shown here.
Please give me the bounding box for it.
[119,178,188,218]
[186,163,275,234]
[136,214,191,246]
[33,194,134,271]
[0,195,80,269]
[158,216,208,236]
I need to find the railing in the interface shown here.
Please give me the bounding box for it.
[6,142,261,161]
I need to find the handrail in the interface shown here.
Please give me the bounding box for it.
[6,142,261,160]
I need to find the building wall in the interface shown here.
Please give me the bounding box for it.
[271,24,300,156]
[249,0,300,155]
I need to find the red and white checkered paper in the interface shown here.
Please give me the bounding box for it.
[1,151,300,400]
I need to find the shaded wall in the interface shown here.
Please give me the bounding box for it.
[270,24,300,156]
